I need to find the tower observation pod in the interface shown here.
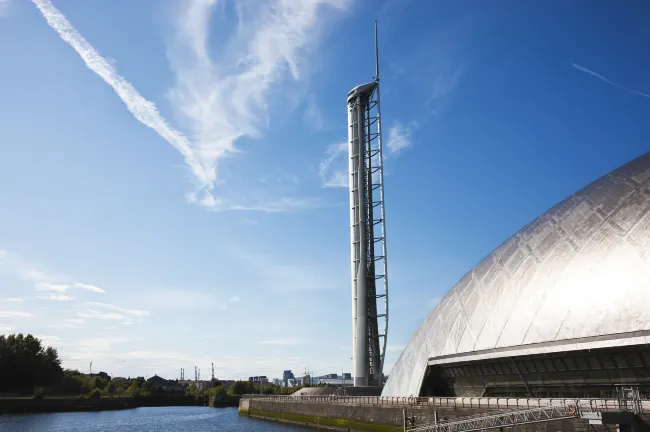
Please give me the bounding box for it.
[348,22,389,388]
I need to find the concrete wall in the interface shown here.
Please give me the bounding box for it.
[0,395,208,414]
[209,395,240,407]
[240,397,650,432]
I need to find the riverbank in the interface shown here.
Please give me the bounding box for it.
[0,395,240,415]
[0,405,295,432]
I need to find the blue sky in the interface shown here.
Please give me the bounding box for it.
[0,0,648,381]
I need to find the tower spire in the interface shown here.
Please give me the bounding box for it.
[375,21,380,82]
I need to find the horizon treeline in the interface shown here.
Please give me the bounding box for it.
[0,333,300,397]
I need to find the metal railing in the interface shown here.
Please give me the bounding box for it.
[409,403,585,432]
[243,394,649,413]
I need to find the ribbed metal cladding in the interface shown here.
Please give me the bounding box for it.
[383,151,650,397]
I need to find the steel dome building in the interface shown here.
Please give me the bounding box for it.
[382,152,650,398]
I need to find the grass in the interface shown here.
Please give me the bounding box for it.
[246,408,403,432]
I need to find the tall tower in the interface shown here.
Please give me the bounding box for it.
[348,22,389,387]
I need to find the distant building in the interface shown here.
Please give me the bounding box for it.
[85,371,110,380]
[318,377,354,386]
[287,378,297,387]
[248,376,269,384]
[282,370,295,386]
[179,379,211,390]
[272,378,282,386]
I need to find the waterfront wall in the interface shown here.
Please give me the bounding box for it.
[240,396,650,432]
[209,395,240,407]
[0,395,224,415]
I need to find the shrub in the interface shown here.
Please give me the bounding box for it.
[126,383,140,398]
[86,388,102,399]
[104,381,117,395]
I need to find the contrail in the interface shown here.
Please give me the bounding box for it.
[573,63,650,99]
[31,0,211,186]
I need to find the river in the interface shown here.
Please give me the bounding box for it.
[0,406,305,431]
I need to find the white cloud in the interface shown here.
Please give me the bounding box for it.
[37,335,62,347]
[77,310,135,325]
[84,302,150,318]
[37,293,75,301]
[229,295,240,302]
[319,121,414,189]
[32,0,209,197]
[572,63,649,99]
[32,0,348,212]
[0,324,15,333]
[386,123,412,154]
[303,96,325,130]
[62,337,130,361]
[167,0,349,210]
[319,142,348,188]
[36,283,70,292]
[2,297,24,303]
[36,282,105,294]
[0,311,33,318]
[0,249,105,295]
[50,318,85,329]
[73,283,105,293]
[0,0,10,18]
[257,338,305,346]
[76,303,150,326]
[426,69,463,115]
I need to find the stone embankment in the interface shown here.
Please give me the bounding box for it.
[240,395,650,432]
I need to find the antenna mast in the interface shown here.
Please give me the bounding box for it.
[375,20,380,82]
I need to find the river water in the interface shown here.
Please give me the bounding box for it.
[0,406,305,431]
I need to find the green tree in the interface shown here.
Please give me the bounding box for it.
[104,381,117,395]
[213,385,227,396]
[126,382,141,398]
[141,381,152,395]
[59,369,93,395]
[228,380,254,395]
[86,388,102,399]
[93,376,106,390]
[0,333,64,393]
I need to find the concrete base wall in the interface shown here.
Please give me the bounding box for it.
[0,396,209,414]
[240,397,650,432]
